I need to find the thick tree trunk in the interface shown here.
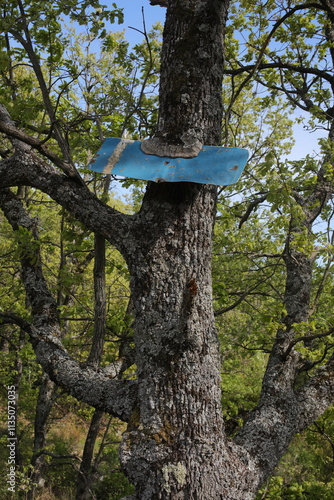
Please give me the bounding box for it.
[119,1,259,497]
[120,183,258,499]
[3,1,334,499]
[142,0,227,157]
[122,184,221,497]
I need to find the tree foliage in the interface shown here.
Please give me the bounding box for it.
[1,0,334,499]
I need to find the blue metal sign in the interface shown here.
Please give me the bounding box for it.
[89,138,248,186]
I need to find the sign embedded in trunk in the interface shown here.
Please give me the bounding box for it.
[89,138,248,186]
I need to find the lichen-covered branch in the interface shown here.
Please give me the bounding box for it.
[0,187,137,422]
[234,119,334,487]
[0,151,134,257]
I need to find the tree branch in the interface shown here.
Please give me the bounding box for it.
[149,0,168,6]
[226,62,334,90]
[238,194,268,229]
[296,355,334,431]
[12,1,77,171]
[0,312,32,333]
[226,2,331,113]
[0,187,137,422]
[0,152,133,257]
[284,327,334,359]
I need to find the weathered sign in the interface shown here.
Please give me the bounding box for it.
[89,138,248,186]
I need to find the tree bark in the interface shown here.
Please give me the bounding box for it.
[120,182,259,499]
[87,234,107,368]
[77,233,106,499]
[118,1,259,498]
[28,373,57,500]
[76,410,104,500]
[2,1,334,499]
[142,0,226,157]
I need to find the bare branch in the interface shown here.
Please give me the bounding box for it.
[226,2,331,113]
[226,62,334,90]
[0,312,32,333]
[0,103,84,184]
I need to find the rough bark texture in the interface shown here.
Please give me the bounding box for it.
[142,0,226,157]
[27,374,56,500]
[119,1,260,498]
[120,182,259,498]
[75,410,104,500]
[119,2,247,497]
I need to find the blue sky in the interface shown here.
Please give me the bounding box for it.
[114,1,165,46]
[112,1,324,161]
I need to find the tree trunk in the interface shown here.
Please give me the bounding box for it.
[76,233,106,499]
[120,181,258,499]
[28,373,56,500]
[76,410,104,500]
[122,184,220,498]
[142,0,226,157]
[119,1,259,497]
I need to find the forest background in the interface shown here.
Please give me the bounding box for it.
[0,0,334,499]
